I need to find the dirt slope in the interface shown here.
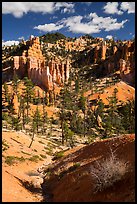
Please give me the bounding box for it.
[41,134,135,202]
[2,130,53,202]
[84,81,135,105]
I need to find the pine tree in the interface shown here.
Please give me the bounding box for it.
[63,121,74,147]
[11,115,21,131]
[78,94,86,137]
[33,106,42,134]
[23,77,34,119]
[58,108,66,145]
[18,96,26,129]
[107,88,118,127]
[3,83,10,103]
[119,100,135,133]
[41,91,48,134]
[12,73,19,95]
[104,88,120,137]
[29,119,37,148]
[95,97,105,119]
[75,76,79,93]
[58,84,74,144]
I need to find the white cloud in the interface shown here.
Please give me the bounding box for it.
[106,35,113,40]
[2,2,75,18]
[104,19,128,31]
[33,12,128,34]
[81,2,92,6]
[18,36,25,40]
[120,2,135,14]
[2,40,19,47]
[103,2,123,15]
[34,23,64,32]
[103,2,135,15]
[60,15,101,34]
[55,2,75,13]
[89,12,128,31]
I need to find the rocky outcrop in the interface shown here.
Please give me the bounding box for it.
[93,40,135,86]
[93,41,107,63]
[13,36,70,91]
[101,41,107,60]
[119,42,135,85]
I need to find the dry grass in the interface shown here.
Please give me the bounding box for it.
[90,148,129,193]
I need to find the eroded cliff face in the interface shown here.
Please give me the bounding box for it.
[93,40,135,86]
[13,36,70,91]
[119,42,135,86]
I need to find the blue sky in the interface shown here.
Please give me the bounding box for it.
[2,2,135,46]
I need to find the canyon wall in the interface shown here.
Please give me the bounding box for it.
[13,36,70,91]
[93,40,135,86]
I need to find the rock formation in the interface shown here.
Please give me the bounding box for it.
[13,36,70,92]
[92,40,135,86]
[101,41,106,60]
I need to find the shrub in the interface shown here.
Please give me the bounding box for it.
[5,156,25,165]
[2,139,9,151]
[5,156,16,165]
[40,154,47,159]
[28,155,40,162]
[90,148,129,193]
[68,162,81,171]
[52,151,64,161]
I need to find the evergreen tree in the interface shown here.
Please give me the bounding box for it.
[33,106,42,134]
[41,91,48,134]
[12,73,19,95]
[58,84,75,144]
[86,108,97,131]
[106,88,119,128]
[103,88,123,137]
[58,108,66,145]
[18,96,26,129]
[3,83,10,103]
[78,94,86,137]
[29,119,37,148]
[95,97,105,119]
[119,100,135,133]
[11,115,21,131]
[23,77,34,119]
[75,76,79,93]
[63,121,74,147]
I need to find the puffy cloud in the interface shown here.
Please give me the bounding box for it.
[2,2,75,18]
[89,12,128,31]
[103,2,135,15]
[120,2,135,14]
[34,12,128,34]
[60,15,100,34]
[2,40,19,47]
[55,2,75,13]
[34,23,64,32]
[106,35,113,40]
[103,2,123,15]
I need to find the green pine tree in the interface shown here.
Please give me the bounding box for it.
[3,83,10,103]
[33,106,42,134]
[23,77,34,119]
[78,94,86,137]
